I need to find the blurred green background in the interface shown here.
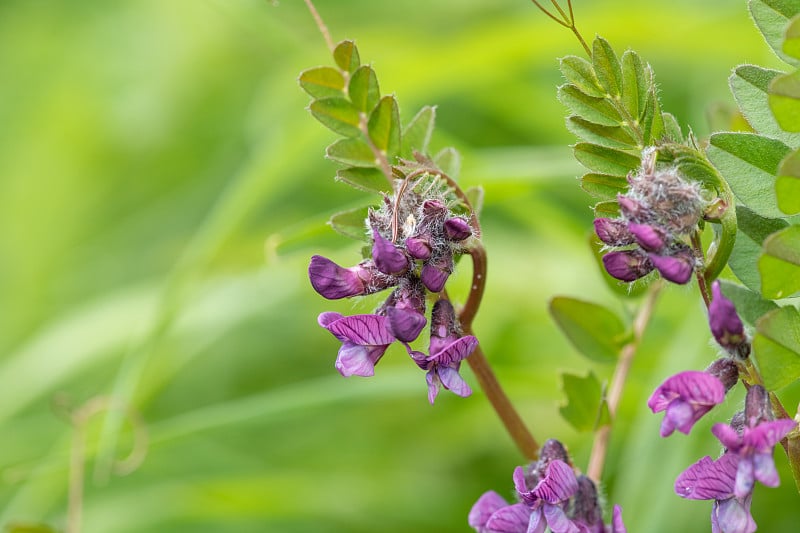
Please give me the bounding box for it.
[1,0,798,531]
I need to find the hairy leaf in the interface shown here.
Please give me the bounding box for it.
[729,206,790,292]
[559,372,611,432]
[309,97,361,137]
[566,116,636,149]
[593,199,622,217]
[434,147,461,178]
[640,87,664,144]
[581,172,629,200]
[401,105,436,158]
[749,0,800,66]
[731,65,800,146]
[329,206,370,241]
[592,37,623,98]
[348,65,380,113]
[785,14,800,58]
[367,95,401,156]
[776,149,800,213]
[326,138,376,167]
[558,84,622,126]
[769,70,800,132]
[335,167,391,193]
[549,296,629,362]
[298,66,345,99]
[662,112,683,143]
[333,40,360,73]
[621,50,648,122]
[560,55,605,97]
[465,186,484,218]
[759,224,800,298]
[753,305,800,390]
[573,143,640,176]
[707,132,791,218]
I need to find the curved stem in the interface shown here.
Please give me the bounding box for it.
[303,0,335,54]
[587,280,662,482]
[690,230,712,308]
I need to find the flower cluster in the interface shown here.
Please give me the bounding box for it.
[310,175,478,402]
[594,150,706,285]
[469,439,627,533]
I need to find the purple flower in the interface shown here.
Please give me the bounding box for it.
[602,249,653,282]
[593,218,635,247]
[421,253,453,292]
[628,222,667,252]
[709,282,749,358]
[711,418,796,498]
[608,506,626,533]
[382,280,427,342]
[372,229,409,275]
[444,217,473,241]
[675,453,757,533]
[318,312,395,377]
[405,234,432,260]
[647,370,726,437]
[469,491,514,533]
[309,255,392,299]
[648,248,694,284]
[514,460,581,533]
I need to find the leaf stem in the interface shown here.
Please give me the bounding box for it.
[690,230,712,308]
[587,280,662,482]
[303,0,335,54]
[530,0,591,56]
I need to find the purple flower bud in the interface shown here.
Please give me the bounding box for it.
[422,199,448,218]
[648,370,726,437]
[628,222,667,252]
[385,307,426,343]
[571,476,603,531]
[405,235,432,260]
[649,249,694,284]
[617,194,649,222]
[308,255,376,299]
[444,217,472,241]
[372,230,409,275]
[593,218,635,246]
[705,358,739,392]
[421,254,453,292]
[744,384,772,426]
[709,281,749,358]
[602,249,654,282]
[610,506,627,533]
[539,438,570,466]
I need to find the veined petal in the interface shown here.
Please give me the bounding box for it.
[745,418,796,452]
[648,371,725,412]
[661,399,695,436]
[426,370,440,404]
[326,314,395,346]
[713,495,756,533]
[525,508,547,533]
[675,454,737,500]
[430,335,479,364]
[513,466,530,498]
[308,255,367,299]
[335,343,375,377]
[318,312,346,340]
[752,452,780,488]
[438,365,472,397]
[734,458,754,499]
[712,423,742,450]
[484,503,531,533]
[469,491,509,531]
[610,505,627,533]
[372,230,409,275]
[532,460,578,504]
[542,503,579,533]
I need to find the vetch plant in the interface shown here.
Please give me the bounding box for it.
[299,0,800,531]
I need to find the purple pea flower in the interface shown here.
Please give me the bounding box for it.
[318,312,395,377]
[709,281,749,358]
[602,249,653,282]
[421,253,453,292]
[405,234,432,260]
[513,460,581,533]
[593,218,635,247]
[648,248,694,284]
[675,453,756,533]
[628,222,667,252]
[308,255,392,299]
[647,370,726,437]
[444,216,473,241]
[372,229,409,275]
[469,491,511,533]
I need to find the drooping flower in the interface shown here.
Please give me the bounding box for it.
[647,370,726,437]
[594,218,635,247]
[308,255,394,299]
[372,229,409,275]
[709,281,750,358]
[513,460,581,533]
[602,249,654,282]
[648,247,694,284]
[317,312,395,377]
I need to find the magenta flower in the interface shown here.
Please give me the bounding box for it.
[709,282,749,358]
[469,491,512,533]
[444,216,473,241]
[372,229,409,275]
[628,222,666,252]
[648,248,694,284]
[317,312,395,377]
[420,253,453,292]
[648,370,726,436]
[405,234,432,260]
[602,249,653,281]
[309,255,393,299]
[513,460,581,533]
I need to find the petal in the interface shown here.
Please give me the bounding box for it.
[628,222,667,252]
[525,508,547,533]
[430,335,479,365]
[610,505,627,533]
[438,365,472,397]
[649,252,694,284]
[752,452,780,488]
[421,259,451,292]
[426,369,440,404]
[513,466,530,497]
[308,255,367,299]
[745,418,796,452]
[406,235,432,260]
[734,458,754,499]
[318,312,346,340]
[648,371,725,413]
[469,491,509,531]
[712,423,742,451]
[326,314,395,346]
[543,503,580,533]
[532,460,578,504]
[593,218,634,246]
[385,306,427,343]
[675,454,737,500]
[484,503,531,533]
[372,230,409,275]
[714,495,756,533]
[661,399,694,436]
[335,343,375,377]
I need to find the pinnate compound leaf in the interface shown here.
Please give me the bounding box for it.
[348,65,380,113]
[560,55,605,98]
[749,0,800,66]
[581,173,629,200]
[549,296,629,362]
[434,147,461,178]
[759,224,800,298]
[731,65,800,146]
[566,116,636,149]
[333,40,360,73]
[573,143,640,177]
[729,206,790,292]
[326,138,375,167]
[621,50,648,122]
[592,37,623,98]
[753,305,800,390]
[329,206,369,241]
[335,167,391,193]
[367,95,401,156]
[298,66,345,99]
[769,70,800,132]
[309,97,361,137]
[401,105,436,158]
[559,372,611,432]
[707,133,791,218]
[717,279,779,328]
[776,149,800,213]
[558,84,623,127]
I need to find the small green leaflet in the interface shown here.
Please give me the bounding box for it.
[298,66,345,99]
[559,371,611,432]
[728,206,789,292]
[549,296,630,362]
[309,97,361,138]
[401,105,436,159]
[328,206,370,241]
[759,224,800,298]
[753,305,800,390]
[367,96,401,156]
[748,0,800,67]
[776,149,800,214]
[333,40,360,73]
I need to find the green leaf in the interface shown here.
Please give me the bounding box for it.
[580,172,629,200]
[776,149,800,214]
[335,167,391,193]
[731,65,800,146]
[348,65,380,113]
[573,143,640,177]
[593,199,621,217]
[434,147,461,178]
[749,0,800,66]
[769,70,800,132]
[566,116,636,149]
[559,55,605,98]
[592,37,623,98]
[333,40,360,73]
[707,132,791,218]
[640,87,664,144]
[753,305,800,390]
[559,371,611,432]
[784,14,800,58]
[401,105,436,158]
[367,95,401,156]
[549,296,629,362]
[662,112,683,143]
[309,97,361,137]
[298,66,345,99]
[465,186,484,218]
[717,279,779,328]
[558,84,622,127]
[328,206,369,241]
[326,138,375,167]
[759,224,800,298]
[729,206,790,292]
[621,50,648,122]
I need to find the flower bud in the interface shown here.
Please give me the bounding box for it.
[709,281,749,358]
[405,234,432,260]
[444,217,472,241]
[429,299,459,354]
[593,218,635,246]
[628,222,668,253]
[421,254,453,292]
[383,280,427,342]
[617,194,650,223]
[572,476,603,531]
[744,384,773,426]
[705,358,739,392]
[422,199,448,218]
[372,229,409,275]
[602,249,654,282]
[649,248,694,284]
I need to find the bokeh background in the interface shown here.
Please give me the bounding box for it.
[1,0,798,531]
